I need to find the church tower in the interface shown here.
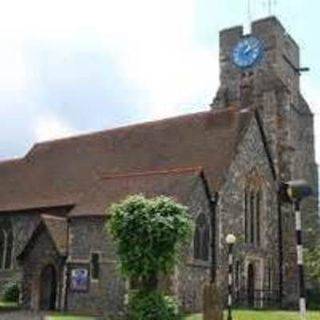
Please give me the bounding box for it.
[212,16,319,306]
[217,17,301,107]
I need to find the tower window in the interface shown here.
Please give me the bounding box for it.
[91,253,100,280]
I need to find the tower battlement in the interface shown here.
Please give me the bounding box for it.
[218,16,300,104]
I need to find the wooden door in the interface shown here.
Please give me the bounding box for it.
[39,265,57,310]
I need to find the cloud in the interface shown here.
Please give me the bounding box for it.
[0,0,220,159]
[116,43,219,120]
[34,113,79,143]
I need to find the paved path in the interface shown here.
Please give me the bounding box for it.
[0,310,44,320]
[0,310,102,319]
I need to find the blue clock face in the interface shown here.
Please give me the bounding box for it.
[232,37,264,69]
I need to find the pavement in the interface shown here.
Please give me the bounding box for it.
[0,309,103,320]
[0,310,44,320]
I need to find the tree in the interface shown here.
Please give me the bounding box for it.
[108,194,193,319]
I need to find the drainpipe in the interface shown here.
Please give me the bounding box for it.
[210,193,219,283]
[61,220,70,311]
[199,171,218,282]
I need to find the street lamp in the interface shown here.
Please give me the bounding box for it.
[280,180,312,320]
[226,234,236,320]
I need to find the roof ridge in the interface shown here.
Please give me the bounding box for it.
[0,158,23,165]
[101,166,203,180]
[25,107,240,155]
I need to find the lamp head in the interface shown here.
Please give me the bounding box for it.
[226,234,236,245]
[280,180,313,202]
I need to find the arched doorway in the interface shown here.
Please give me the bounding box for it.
[247,263,255,307]
[39,264,57,310]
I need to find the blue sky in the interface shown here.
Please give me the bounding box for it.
[0,0,319,162]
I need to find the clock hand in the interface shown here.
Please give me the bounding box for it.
[244,44,252,55]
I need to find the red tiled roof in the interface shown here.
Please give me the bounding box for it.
[70,167,203,217]
[0,108,253,213]
[41,214,68,254]
[17,214,68,260]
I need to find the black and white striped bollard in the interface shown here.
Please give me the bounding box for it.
[282,180,312,320]
[294,200,306,320]
[226,234,236,320]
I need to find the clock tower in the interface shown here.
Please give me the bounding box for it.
[214,16,301,108]
[212,16,319,307]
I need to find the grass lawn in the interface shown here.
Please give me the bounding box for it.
[0,301,19,308]
[45,310,320,320]
[184,310,320,320]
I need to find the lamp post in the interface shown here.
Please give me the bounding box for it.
[226,234,236,320]
[280,180,312,320]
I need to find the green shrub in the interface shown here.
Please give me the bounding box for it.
[108,195,192,281]
[128,291,181,320]
[307,288,320,310]
[3,282,19,302]
[108,195,191,318]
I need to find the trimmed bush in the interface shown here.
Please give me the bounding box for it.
[108,195,192,281]
[128,291,181,320]
[3,281,19,302]
[108,195,192,319]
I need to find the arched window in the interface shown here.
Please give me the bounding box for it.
[0,220,14,270]
[194,213,209,261]
[244,186,262,246]
[250,192,255,244]
[244,188,249,243]
[0,230,4,269]
[267,260,273,291]
[235,260,241,300]
[256,191,261,246]
[5,230,13,269]
[91,252,100,281]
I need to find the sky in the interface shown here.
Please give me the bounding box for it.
[0,0,319,163]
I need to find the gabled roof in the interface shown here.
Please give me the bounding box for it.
[17,215,68,261]
[70,167,204,217]
[0,107,253,213]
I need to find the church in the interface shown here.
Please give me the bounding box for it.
[0,16,318,317]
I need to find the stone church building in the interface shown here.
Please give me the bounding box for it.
[0,17,318,317]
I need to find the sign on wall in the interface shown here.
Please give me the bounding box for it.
[70,268,89,292]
